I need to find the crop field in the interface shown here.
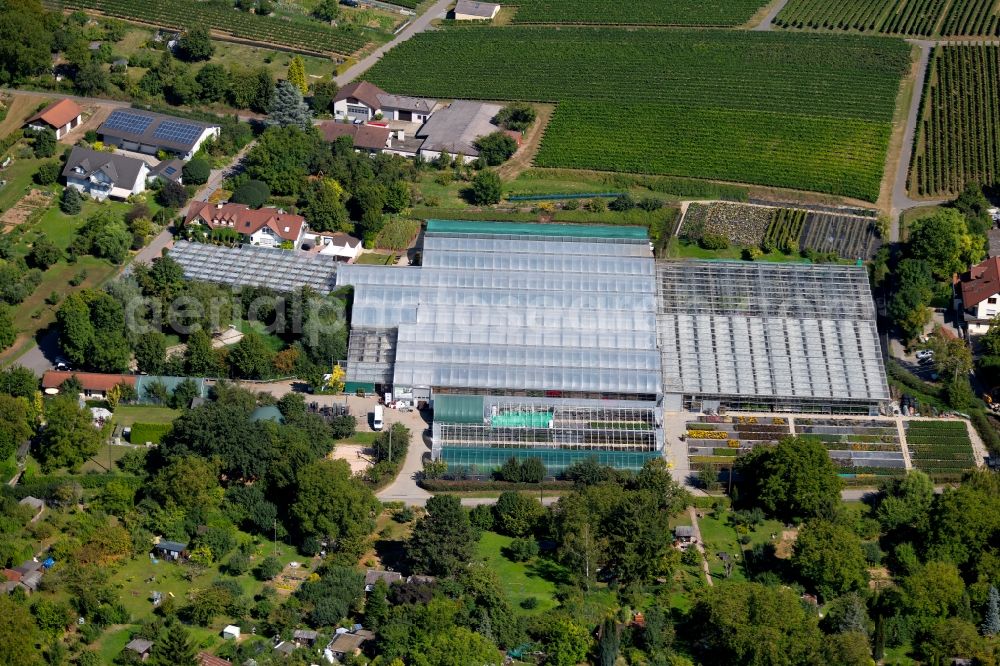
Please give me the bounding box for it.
[509,0,767,26]
[905,420,977,480]
[44,0,370,55]
[364,29,909,200]
[799,211,881,259]
[775,0,1000,35]
[910,45,1000,197]
[762,208,806,253]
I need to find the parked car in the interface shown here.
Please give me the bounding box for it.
[54,359,70,371]
[915,349,934,361]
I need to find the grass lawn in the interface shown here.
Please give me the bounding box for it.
[475,531,562,614]
[416,178,470,209]
[31,195,140,251]
[112,405,181,426]
[697,513,747,582]
[356,252,397,265]
[96,625,133,664]
[505,170,628,197]
[81,444,135,474]
[9,255,117,336]
[235,319,287,352]
[0,151,48,214]
[341,431,379,446]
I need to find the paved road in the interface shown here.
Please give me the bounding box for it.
[10,329,61,375]
[751,0,790,31]
[335,0,452,86]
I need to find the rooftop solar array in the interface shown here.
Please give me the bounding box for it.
[656,260,889,406]
[169,241,338,293]
[102,110,155,135]
[99,109,216,152]
[336,223,661,396]
[152,120,205,146]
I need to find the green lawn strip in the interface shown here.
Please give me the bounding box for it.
[235,318,286,352]
[96,625,134,663]
[80,444,135,474]
[340,431,379,446]
[475,531,561,614]
[111,405,182,426]
[696,514,746,582]
[356,252,397,265]
[10,256,117,332]
[31,195,141,251]
[0,152,48,213]
[667,238,825,263]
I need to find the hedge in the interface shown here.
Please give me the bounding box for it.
[130,423,172,445]
[971,410,1000,454]
[419,479,573,492]
[11,474,143,499]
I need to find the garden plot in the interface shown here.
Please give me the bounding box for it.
[681,202,773,247]
[796,418,905,479]
[686,415,791,469]
[799,211,880,259]
[905,420,977,481]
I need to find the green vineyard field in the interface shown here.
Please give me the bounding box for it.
[363,28,909,201]
[509,0,767,26]
[775,0,1000,36]
[44,0,370,55]
[909,45,1000,197]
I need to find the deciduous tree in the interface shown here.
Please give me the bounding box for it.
[407,494,477,575]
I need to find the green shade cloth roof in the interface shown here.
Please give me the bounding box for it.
[345,381,376,393]
[425,219,648,240]
[135,376,206,403]
[433,394,484,424]
[491,411,553,428]
[250,405,285,424]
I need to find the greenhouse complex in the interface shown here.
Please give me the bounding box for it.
[333,220,891,472]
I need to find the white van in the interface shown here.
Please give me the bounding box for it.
[372,405,384,431]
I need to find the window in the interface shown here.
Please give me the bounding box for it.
[988,297,998,304]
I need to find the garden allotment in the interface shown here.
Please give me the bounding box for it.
[174,220,893,474]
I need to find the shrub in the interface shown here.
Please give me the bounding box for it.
[469,504,494,531]
[699,233,729,250]
[60,187,83,215]
[394,506,415,523]
[129,423,172,445]
[182,158,211,185]
[231,179,270,208]
[586,198,607,213]
[226,552,250,575]
[28,236,61,269]
[157,180,188,208]
[495,102,536,131]
[255,556,283,581]
[521,596,539,610]
[34,161,61,185]
[470,170,502,205]
[474,131,518,166]
[505,537,539,562]
[609,193,636,211]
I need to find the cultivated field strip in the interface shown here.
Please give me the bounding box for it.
[365,29,909,200]
[509,0,767,26]
[775,0,1000,35]
[44,0,369,55]
[910,45,1000,197]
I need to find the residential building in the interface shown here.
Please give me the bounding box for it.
[24,99,83,139]
[307,231,363,262]
[319,122,392,153]
[376,93,439,123]
[414,100,504,163]
[41,370,137,398]
[147,158,184,184]
[333,82,438,123]
[18,496,45,518]
[453,0,501,20]
[956,256,1000,335]
[98,108,220,160]
[62,146,148,201]
[186,201,307,248]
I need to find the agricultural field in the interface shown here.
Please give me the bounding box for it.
[796,418,906,481]
[44,0,372,55]
[909,45,1000,197]
[774,0,1000,35]
[681,202,882,259]
[363,28,910,201]
[509,0,767,26]
[905,420,978,480]
[686,416,792,471]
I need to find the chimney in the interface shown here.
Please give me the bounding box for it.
[216,202,223,209]
[397,129,405,141]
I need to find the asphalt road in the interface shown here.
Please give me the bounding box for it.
[335,0,452,86]
[751,0,790,31]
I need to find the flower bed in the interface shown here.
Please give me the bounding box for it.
[905,420,976,479]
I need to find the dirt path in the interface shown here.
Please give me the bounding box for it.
[688,507,713,587]
[496,103,555,180]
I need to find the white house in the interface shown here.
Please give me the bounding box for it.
[62,146,148,201]
[333,82,438,124]
[376,93,439,124]
[957,256,1000,335]
[414,100,505,164]
[308,232,363,262]
[185,201,307,248]
[24,99,83,139]
[453,0,500,20]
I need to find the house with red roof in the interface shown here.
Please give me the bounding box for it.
[956,256,1000,334]
[25,99,82,139]
[186,202,308,248]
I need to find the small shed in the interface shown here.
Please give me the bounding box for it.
[292,629,318,647]
[19,570,42,592]
[364,569,402,591]
[153,540,188,561]
[273,640,296,657]
[325,629,373,661]
[19,496,45,512]
[674,525,695,543]
[125,638,154,661]
[222,625,241,640]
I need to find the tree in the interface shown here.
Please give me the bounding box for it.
[903,560,966,619]
[33,161,60,185]
[352,182,387,240]
[889,258,935,341]
[158,180,188,208]
[182,158,210,185]
[918,618,987,665]
[0,596,42,666]
[735,436,842,522]
[0,304,15,352]
[74,60,108,95]
[823,631,872,666]
[422,627,503,666]
[255,555,283,581]
[185,329,220,376]
[539,616,591,666]
[474,131,518,166]
[408,494,477,576]
[298,178,350,232]
[0,0,52,85]
[290,459,379,542]
[908,208,984,280]
[313,0,340,21]
[231,179,271,208]
[176,27,214,62]
[875,469,934,535]
[689,581,825,665]
[471,169,502,205]
[791,519,868,600]
[27,235,60,269]
[227,65,274,112]
[983,585,1000,636]
[227,331,274,379]
[133,331,167,374]
[384,179,411,214]
[149,621,198,666]
[365,579,390,629]
[598,617,620,666]
[296,566,364,624]
[195,63,228,102]
[148,455,221,511]
[268,79,312,130]
[493,491,544,537]
[287,55,308,94]
[309,80,337,113]
[60,187,82,214]
[29,128,55,158]
[494,102,536,131]
[36,395,102,471]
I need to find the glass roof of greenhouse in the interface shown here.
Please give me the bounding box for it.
[336,222,661,396]
[169,241,338,293]
[656,261,890,403]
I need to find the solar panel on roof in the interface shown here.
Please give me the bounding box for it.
[163,166,177,176]
[152,120,203,145]
[103,110,155,135]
